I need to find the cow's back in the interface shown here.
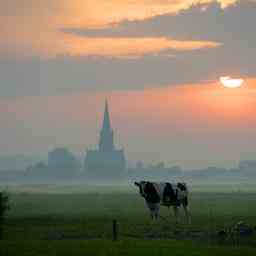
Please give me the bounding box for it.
[153,182,189,206]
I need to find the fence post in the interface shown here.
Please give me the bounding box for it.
[0,219,2,240]
[0,191,9,240]
[112,219,118,241]
[0,193,3,240]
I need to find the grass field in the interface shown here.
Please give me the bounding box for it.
[2,239,256,256]
[1,184,256,255]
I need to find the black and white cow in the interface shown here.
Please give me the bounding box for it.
[134,181,190,223]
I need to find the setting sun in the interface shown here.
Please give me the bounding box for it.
[220,76,244,89]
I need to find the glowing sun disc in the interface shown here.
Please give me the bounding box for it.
[220,76,244,89]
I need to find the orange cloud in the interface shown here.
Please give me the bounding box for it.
[2,16,220,58]
[1,0,233,58]
[1,14,220,58]
[57,35,220,58]
[60,0,237,27]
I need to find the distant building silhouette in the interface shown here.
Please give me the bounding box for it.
[84,100,126,180]
[128,162,182,180]
[24,148,80,182]
[239,160,256,171]
[48,148,78,169]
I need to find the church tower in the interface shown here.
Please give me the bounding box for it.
[99,100,114,152]
[84,100,126,181]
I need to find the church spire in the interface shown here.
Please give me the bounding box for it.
[102,100,111,132]
[99,100,114,151]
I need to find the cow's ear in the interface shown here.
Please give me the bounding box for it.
[134,182,140,187]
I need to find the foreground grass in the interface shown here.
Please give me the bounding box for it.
[1,239,256,256]
[1,191,256,242]
[1,186,256,256]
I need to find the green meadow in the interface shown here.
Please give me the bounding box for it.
[1,184,256,255]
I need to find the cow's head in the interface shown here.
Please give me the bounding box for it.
[134,181,146,197]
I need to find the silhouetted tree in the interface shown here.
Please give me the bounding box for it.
[0,191,9,239]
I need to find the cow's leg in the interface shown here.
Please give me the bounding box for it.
[150,210,154,220]
[154,203,160,220]
[146,202,157,220]
[148,205,155,220]
[182,201,191,224]
[173,206,179,224]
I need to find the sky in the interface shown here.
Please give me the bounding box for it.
[1,0,256,168]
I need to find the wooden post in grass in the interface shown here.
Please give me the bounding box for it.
[112,219,118,241]
[0,192,9,240]
[0,218,2,240]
